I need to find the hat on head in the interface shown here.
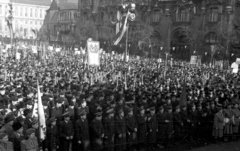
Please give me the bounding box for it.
[0,133,7,139]
[95,110,102,117]
[149,106,155,111]
[4,113,15,124]
[48,117,56,123]
[23,109,31,117]
[216,104,223,109]
[167,105,172,110]
[16,116,24,123]
[62,112,70,117]
[175,105,180,110]
[32,118,38,125]
[158,105,164,111]
[12,122,22,131]
[26,128,35,136]
[118,108,124,114]
[78,109,87,116]
[138,106,145,111]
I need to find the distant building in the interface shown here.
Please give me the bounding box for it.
[0,0,51,39]
[40,0,78,44]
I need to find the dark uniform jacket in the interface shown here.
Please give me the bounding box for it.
[76,118,90,142]
[46,125,59,150]
[59,120,74,140]
[9,132,24,151]
[103,116,115,140]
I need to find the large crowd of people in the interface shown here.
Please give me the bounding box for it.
[0,47,239,151]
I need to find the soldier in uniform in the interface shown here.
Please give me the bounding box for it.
[165,105,174,147]
[46,117,59,151]
[0,113,14,138]
[59,112,74,151]
[51,99,63,127]
[0,132,14,151]
[147,106,158,150]
[115,108,127,151]
[232,102,240,140]
[10,121,24,151]
[23,109,32,136]
[212,104,224,143]
[125,107,138,151]
[76,109,90,151]
[90,110,104,151]
[173,105,183,145]
[223,103,233,142]
[21,128,39,151]
[103,108,115,151]
[136,106,147,150]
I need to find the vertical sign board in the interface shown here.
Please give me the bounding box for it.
[87,41,100,66]
[190,55,197,64]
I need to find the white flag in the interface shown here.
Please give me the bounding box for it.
[37,80,46,140]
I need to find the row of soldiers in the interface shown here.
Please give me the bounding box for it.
[0,78,240,151]
[0,50,240,151]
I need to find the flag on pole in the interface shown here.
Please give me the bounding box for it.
[113,11,130,45]
[32,80,46,140]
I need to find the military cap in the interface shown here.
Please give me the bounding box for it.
[0,132,7,139]
[26,128,35,136]
[149,106,155,111]
[167,105,172,110]
[48,117,57,123]
[12,121,23,131]
[138,106,145,111]
[216,104,223,109]
[62,112,70,117]
[16,116,24,123]
[32,118,38,125]
[106,108,114,114]
[23,109,31,116]
[4,113,15,124]
[79,109,87,116]
[95,110,102,117]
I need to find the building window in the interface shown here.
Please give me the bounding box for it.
[152,10,160,22]
[35,21,37,25]
[25,20,28,24]
[30,8,32,17]
[40,9,42,18]
[208,8,218,22]
[35,9,38,17]
[205,32,218,44]
[25,8,28,17]
[0,19,2,31]
[176,9,190,22]
[20,7,23,16]
[0,5,2,15]
[15,7,18,16]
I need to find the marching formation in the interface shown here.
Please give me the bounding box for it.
[0,48,239,151]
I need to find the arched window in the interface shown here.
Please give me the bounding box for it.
[152,10,160,22]
[205,32,218,44]
[176,8,190,22]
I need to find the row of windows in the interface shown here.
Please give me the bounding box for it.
[0,4,45,19]
[59,11,78,21]
[81,10,218,23]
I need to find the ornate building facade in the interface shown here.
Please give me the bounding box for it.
[0,0,51,39]
[43,0,239,61]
